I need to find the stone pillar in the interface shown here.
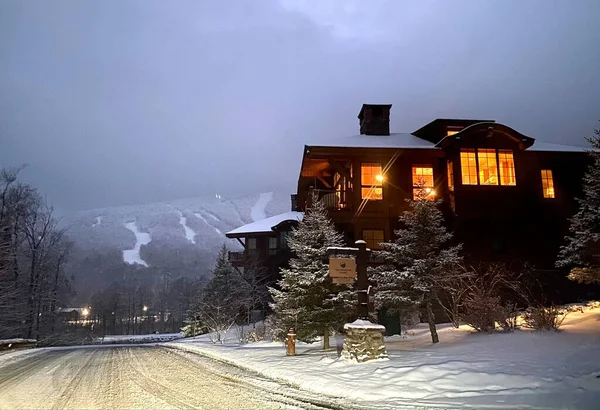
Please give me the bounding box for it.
[341,320,388,363]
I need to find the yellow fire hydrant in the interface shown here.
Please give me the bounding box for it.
[285,328,296,356]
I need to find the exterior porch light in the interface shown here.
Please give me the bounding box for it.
[375,174,385,182]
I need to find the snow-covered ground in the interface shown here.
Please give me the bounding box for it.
[251,192,273,221]
[166,303,600,409]
[92,216,102,227]
[122,221,152,266]
[97,333,183,344]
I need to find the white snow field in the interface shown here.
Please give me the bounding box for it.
[122,221,152,266]
[251,191,273,221]
[167,302,600,410]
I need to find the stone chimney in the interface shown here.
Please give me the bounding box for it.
[358,104,392,136]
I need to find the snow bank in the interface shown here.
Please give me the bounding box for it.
[166,303,600,409]
[122,221,151,266]
[97,333,183,345]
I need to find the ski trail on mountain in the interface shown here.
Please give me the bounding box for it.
[194,211,223,236]
[169,206,196,244]
[251,192,273,221]
[123,221,151,267]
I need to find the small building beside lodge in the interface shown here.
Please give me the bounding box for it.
[227,104,595,302]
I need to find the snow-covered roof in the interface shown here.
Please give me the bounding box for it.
[226,211,304,237]
[307,133,437,150]
[307,132,588,153]
[527,141,588,152]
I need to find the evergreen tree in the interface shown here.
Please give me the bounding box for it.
[557,127,600,284]
[194,245,246,342]
[371,191,462,343]
[269,194,353,349]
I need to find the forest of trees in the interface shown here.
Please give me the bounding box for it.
[0,167,73,342]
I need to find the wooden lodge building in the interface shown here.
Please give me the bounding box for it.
[227,104,593,302]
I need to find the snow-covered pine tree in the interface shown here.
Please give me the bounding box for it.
[269,193,354,349]
[557,127,600,284]
[194,245,246,343]
[371,189,462,343]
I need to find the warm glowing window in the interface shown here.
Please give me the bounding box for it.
[447,160,454,191]
[363,230,384,250]
[460,149,517,186]
[361,163,383,200]
[541,169,555,198]
[477,149,498,185]
[412,166,435,200]
[460,149,478,185]
[498,150,516,186]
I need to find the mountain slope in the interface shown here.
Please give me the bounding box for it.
[62,191,291,260]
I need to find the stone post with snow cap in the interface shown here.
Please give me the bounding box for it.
[327,240,388,363]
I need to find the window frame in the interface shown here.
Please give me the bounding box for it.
[360,162,383,200]
[541,169,555,199]
[246,237,257,250]
[363,229,384,250]
[459,148,517,187]
[412,165,435,200]
[447,160,454,191]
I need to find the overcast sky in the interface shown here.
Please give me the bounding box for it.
[1,0,599,212]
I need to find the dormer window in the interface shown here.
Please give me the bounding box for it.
[446,126,463,136]
[459,149,516,186]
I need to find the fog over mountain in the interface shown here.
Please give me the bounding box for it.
[2,1,600,213]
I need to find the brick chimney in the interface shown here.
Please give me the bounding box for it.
[358,104,392,136]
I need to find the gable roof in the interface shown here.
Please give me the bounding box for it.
[226,211,304,237]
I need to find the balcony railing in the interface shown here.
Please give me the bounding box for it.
[310,189,352,211]
[228,251,245,265]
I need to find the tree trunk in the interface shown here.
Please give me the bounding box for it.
[322,328,330,350]
[426,298,439,344]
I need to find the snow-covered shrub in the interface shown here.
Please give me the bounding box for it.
[523,306,568,331]
[245,323,266,343]
[181,321,205,337]
[462,293,504,333]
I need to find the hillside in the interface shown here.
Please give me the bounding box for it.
[61,191,292,300]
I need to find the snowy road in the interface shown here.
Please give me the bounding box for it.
[0,346,350,410]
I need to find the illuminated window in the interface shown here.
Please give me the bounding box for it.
[460,149,517,186]
[361,163,383,200]
[447,127,462,136]
[363,230,384,250]
[541,169,555,198]
[412,166,435,200]
[477,149,498,185]
[498,150,516,186]
[460,149,478,185]
[247,237,257,250]
[447,160,454,191]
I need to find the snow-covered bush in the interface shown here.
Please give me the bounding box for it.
[245,323,266,343]
[181,321,205,337]
[523,306,568,331]
[462,293,505,333]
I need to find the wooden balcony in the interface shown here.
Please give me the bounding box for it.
[228,251,245,266]
[309,189,353,211]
